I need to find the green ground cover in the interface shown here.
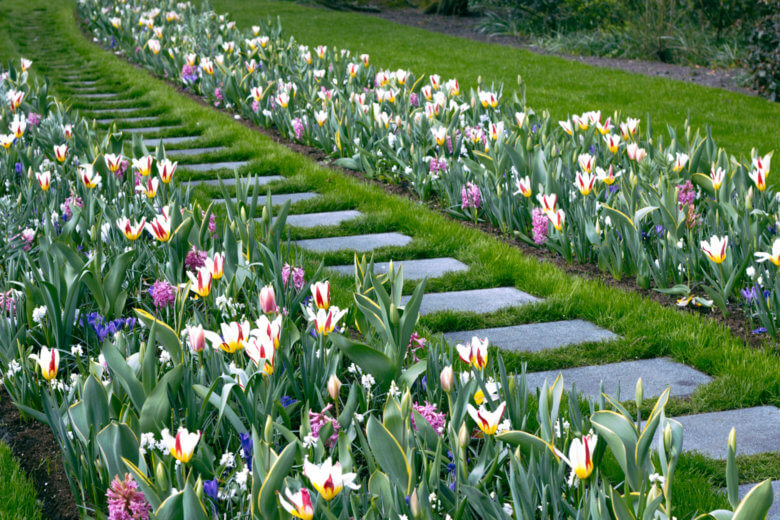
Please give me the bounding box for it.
[0,441,42,520]
[208,0,779,163]
[0,0,776,516]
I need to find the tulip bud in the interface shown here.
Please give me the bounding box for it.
[259,284,277,314]
[389,302,400,325]
[156,461,168,490]
[195,477,204,501]
[262,205,269,223]
[440,365,453,393]
[458,422,469,449]
[663,423,673,453]
[401,389,412,419]
[327,374,342,401]
[188,324,206,353]
[409,489,421,518]
[728,427,736,452]
[264,415,274,444]
[240,207,247,222]
[635,377,643,409]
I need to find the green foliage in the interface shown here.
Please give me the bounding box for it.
[744,1,779,101]
[0,441,43,520]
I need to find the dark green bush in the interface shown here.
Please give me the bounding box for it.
[743,0,779,100]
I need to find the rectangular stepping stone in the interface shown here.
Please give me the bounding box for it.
[669,406,780,459]
[65,80,98,86]
[523,358,711,400]
[96,116,158,125]
[88,107,141,115]
[737,481,779,520]
[143,136,201,146]
[182,175,282,188]
[79,92,120,99]
[443,320,618,352]
[276,210,362,229]
[180,161,248,172]
[405,287,540,316]
[213,192,318,207]
[329,257,467,280]
[122,126,179,135]
[296,232,411,253]
[167,146,224,157]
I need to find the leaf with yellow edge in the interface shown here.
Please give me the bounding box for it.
[600,203,637,230]
[367,416,411,495]
[259,443,297,518]
[497,430,560,460]
[134,308,183,362]
[122,458,162,510]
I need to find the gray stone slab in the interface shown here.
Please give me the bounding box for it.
[167,146,224,157]
[213,192,318,207]
[96,116,158,125]
[182,176,282,188]
[329,257,467,280]
[180,161,248,172]
[122,126,180,135]
[296,232,411,253]
[524,358,711,400]
[670,406,780,459]
[143,136,201,146]
[65,80,98,86]
[443,320,618,353]
[737,481,780,520]
[78,92,120,99]
[277,210,362,229]
[87,108,142,115]
[405,287,540,316]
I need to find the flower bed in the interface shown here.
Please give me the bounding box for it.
[79,0,778,338]
[0,6,775,520]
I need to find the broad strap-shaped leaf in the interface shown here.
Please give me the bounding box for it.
[331,333,397,386]
[96,422,139,481]
[366,416,411,495]
[497,430,560,460]
[732,479,774,520]
[259,443,297,518]
[134,308,183,362]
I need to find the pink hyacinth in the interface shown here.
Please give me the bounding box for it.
[461,182,482,210]
[309,404,340,448]
[292,117,304,140]
[106,473,151,520]
[412,402,446,435]
[531,208,549,245]
[27,112,41,127]
[0,290,17,314]
[677,180,696,208]
[185,246,207,273]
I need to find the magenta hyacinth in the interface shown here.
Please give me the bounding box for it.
[461,182,482,210]
[184,246,208,273]
[677,180,696,208]
[292,117,304,140]
[106,473,151,520]
[149,280,176,309]
[412,402,446,435]
[282,263,305,290]
[309,404,340,448]
[531,208,549,245]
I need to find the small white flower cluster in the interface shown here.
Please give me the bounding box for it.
[32,305,47,324]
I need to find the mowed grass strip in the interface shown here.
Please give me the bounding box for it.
[0,441,44,520]
[209,0,779,163]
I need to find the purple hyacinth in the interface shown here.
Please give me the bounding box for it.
[106,473,151,520]
[409,92,419,106]
[148,280,176,309]
[461,182,482,210]
[181,64,198,84]
[27,112,41,127]
[677,180,696,208]
[531,208,549,245]
[412,402,446,435]
[309,404,340,448]
[61,193,83,220]
[184,246,208,273]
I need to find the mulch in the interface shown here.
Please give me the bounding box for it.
[0,390,80,520]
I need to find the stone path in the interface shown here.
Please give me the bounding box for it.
[51,45,779,482]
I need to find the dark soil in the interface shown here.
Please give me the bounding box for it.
[0,391,80,520]
[364,7,756,97]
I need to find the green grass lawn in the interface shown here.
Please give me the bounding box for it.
[0,0,778,516]
[0,441,43,520]
[208,0,779,161]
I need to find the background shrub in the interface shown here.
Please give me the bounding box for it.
[743,0,779,100]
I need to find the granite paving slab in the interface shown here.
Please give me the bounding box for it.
[87,107,141,115]
[737,481,779,520]
[523,358,711,400]
[442,320,618,353]
[212,192,318,207]
[167,146,224,157]
[670,406,780,459]
[274,210,362,229]
[329,257,467,280]
[182,176,282,188]
[96,116,158,125]
[180,161,248,172]
[78,92,120,99]
[296,232,411,253]
[122,126,180,135]
[143,136,201,146]
[404,287,540,316]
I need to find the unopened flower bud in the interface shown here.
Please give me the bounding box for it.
[663,423,673,453]
[188,324,206,353]
[440,365,453,393]
[635,377,643,408]
[410,489,421,518]
[327,374,342,401]
[728,427,736,452]
[458,422,469,449]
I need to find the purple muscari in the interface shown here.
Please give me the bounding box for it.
[412,402,446,435]
[531,207,549,245]
[531,123,539,133]
[110,36,117,48]
[280,395,297,408]
[80,312,135,342]
[148,280,176,309]
[184,246,207,273]
[15,163,22,175]
[460,182,481,210]
[752,327,767,335]
[203,479,219,502]
[239,432,253,471]
[106,473,151,520]
[742,286,759,303]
